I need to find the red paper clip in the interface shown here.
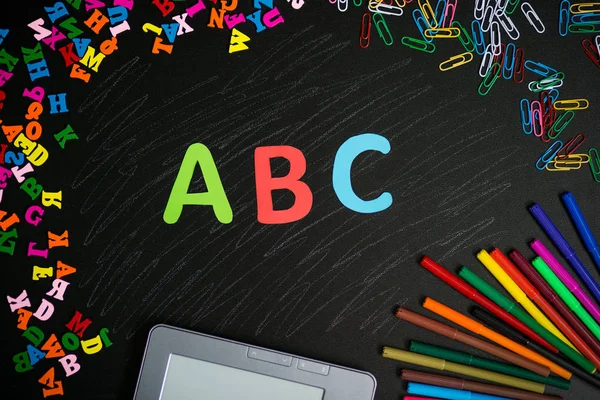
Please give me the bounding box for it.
[557,134,586,160]
[582,38,600,68]
[360,13,371,49]
[513,47,525,83]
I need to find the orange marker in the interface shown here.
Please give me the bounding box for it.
[422,297,572,380]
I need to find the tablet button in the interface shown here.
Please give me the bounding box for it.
[297,359,330,376]
[247,347,293,366]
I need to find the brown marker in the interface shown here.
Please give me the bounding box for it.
[395,307,551,377]
[401,369,563,400]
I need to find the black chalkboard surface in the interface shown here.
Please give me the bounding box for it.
[1,1,600,399]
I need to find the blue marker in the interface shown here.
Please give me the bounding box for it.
[407,382,512,400]
[561,192,600,272]
[529,202,600,304]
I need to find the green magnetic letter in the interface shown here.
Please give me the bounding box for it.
[163,143,232,224]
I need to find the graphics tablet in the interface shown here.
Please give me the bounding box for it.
[132,324,377,400]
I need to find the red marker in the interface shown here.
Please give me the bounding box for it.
[419,255,557,353]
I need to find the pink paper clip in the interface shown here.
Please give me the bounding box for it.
[443,0,457,27]
[530,100,544,137]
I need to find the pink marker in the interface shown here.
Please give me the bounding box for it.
[530,239,600,325]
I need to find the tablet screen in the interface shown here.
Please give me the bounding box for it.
[160,354,325,400]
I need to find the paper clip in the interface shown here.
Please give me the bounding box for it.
[434,0,446,28]
[540,91,557,131]
[360,13,372,49]
[531,100,544,137]
[496,0,510,13]
[521,2,546,33]
[354,0,364,6]
[536,140,564,171]
[548,88,560,103]
[553,99,589,110]
[479,45,495,77]
[418,0,439,28]
[546,154,590,171]
[581,38,600,68]
[453,21,475,52]
[368,0,382,12]
[513,47,525,83]
[443,0,457,27]
[520,98,533,134]
[571,3,600,13]
[401,36,436,52]
[596,34,600,54]
[439,51,473,71]
[338,0,349,11]
[572,13,600,24]
[589,148,600,182]
[549,110,575,139]
[478,62,501,95]
[474,0,485,20]
[471,19,486,55]
[490,21,502,55]
[329,0,337,3]
[494,43,506,69]
[502,42,516,79]
[413,9,434,42]
[557,134,586,159]
[424,27,460,38]
[569,23,600,33]
[559,1,571,36]
[481,3,495,32]
[506,0,521,14]
[375,2,404,16]
[524,60,557,77]
[496,10,520,40]
[373,12,394,45]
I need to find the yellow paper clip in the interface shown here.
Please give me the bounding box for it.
[368,0,384,12]
[424,27,461,38]
[418,0,438,28]
[570,2,600,14]
[546,154,591,171]
[553,98,590,110]
[439,52,474,71]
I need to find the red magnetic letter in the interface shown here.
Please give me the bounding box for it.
[254,146,312,224]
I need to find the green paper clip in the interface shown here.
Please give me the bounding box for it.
[589,148,600,183]
[548,110,575,139]
[452,20,475,53]
[354,0,363,6]
[401,36,436,53]
[506,0,521,14]
[373,12,393,46]
[478,62,501,95]
[569,23,600,33]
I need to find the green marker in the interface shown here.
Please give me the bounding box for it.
[458,266,597,374]
[409,341,570,390]
[532,257,600,342]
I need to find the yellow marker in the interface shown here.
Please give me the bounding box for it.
[477,250,577,351]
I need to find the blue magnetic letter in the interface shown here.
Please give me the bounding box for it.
[332,133,392,213]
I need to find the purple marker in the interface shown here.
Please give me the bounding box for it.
[531,239,600,325]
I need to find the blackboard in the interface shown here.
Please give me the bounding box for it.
[1,1,600,399]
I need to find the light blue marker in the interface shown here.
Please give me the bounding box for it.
[407,382,513,400]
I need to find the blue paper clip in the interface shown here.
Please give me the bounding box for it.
[524,60,557,77]
[413,8,434,42]
[434,0,447,28]
[471,19,486,55]
[548,88,560,103]
[502,43,516,80]
[572,13,600,24]
[520,98,533,134]
[589,147,600,182]
[559,1,571,36]
[536,140,564,171]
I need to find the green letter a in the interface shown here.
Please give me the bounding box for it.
[163,143,233,224]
